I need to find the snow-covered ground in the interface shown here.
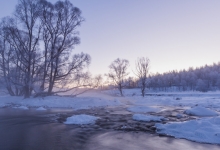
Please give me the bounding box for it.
[0,94,121,110]
[1,89,220,144]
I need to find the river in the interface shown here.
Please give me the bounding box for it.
[0,107,219,150]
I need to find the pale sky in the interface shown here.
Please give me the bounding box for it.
[1,0,220,76]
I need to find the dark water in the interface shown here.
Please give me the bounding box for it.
[0,107,219,150]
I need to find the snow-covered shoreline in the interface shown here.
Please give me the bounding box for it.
[0,94,121,110]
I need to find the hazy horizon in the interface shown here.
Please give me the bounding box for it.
[0,0,220,76]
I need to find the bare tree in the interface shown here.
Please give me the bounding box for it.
[46,53,91,95]
[0,0,92,98]
[0,13,41,98]
[7,0,43,98]
[134,57,150,97]
[0,23,17,96]
[107,58,129,96]
[39,0,85,95]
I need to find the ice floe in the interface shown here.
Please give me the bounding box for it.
[184,106,218,116]
[127,106,160,113]
[155,117,220,144]
[64,114,99,125]
[133,114,164,122]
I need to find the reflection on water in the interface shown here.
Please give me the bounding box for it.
[0,108,219,150]
[0,108,89,150]
[86,132,220,150]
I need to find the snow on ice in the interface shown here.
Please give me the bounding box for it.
[13,106,29,110]
[36,107,47,111]
[133,114,164,122]
[184,106,218,116]
[155,117,220,144]
[127,106,160,113]
[64,114,99,125]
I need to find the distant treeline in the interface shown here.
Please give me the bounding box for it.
[146,63,220,92]
[101,62,220,93]
[103,62,220,92]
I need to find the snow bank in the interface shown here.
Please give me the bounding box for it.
[184,106,218,116]
[0,95,121,110]
[127,106,160,113]
[64,114,98,125]
[103,88,140,96]
[155,117,220,144]
[133,114,164,122]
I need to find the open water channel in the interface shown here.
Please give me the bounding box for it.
[0,106,219,150]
